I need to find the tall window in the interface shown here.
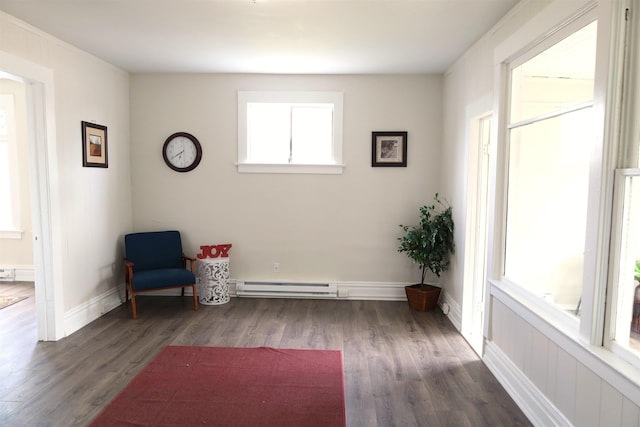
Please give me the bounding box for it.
[610,170,640,357]
[0,92,21,238]
[607,8,640,358]
[504,21,598,316]
[237,91,344,174]
[499,2,640,365]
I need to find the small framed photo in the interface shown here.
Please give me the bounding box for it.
[372,131,407,167]
[81,121,108,168]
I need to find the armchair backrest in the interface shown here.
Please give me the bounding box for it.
[125,231,185,272]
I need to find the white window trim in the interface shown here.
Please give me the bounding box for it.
[492,3,600,334]
[490,0,640,377]
[237,91,344,174]
[605,168,640,368]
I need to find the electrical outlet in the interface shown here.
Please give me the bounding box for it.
[273,262,280,273]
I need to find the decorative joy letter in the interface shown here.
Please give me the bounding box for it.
[197,244,233,259]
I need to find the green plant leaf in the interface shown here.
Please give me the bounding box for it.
[398,193,455,282]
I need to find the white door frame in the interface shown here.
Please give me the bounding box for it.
[461,94,493,356]
[1,50,64,341]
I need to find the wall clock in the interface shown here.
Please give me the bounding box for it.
[162,132,202,172]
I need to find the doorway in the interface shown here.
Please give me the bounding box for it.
[0,51,63,341]
[462,97,492,356]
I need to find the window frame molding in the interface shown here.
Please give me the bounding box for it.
[492,2,601,338]
[237,90,344,174]
[489,0,640,377]
[605,168,640,368]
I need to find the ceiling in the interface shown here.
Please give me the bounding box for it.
[0,0,519,74]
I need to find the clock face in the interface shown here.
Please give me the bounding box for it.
[162,132,202,172]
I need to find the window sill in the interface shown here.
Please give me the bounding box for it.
[0,230,24,240]
[491,277,580,337]
[237,163,345,175]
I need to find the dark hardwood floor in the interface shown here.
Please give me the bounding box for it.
[0,281,531,427]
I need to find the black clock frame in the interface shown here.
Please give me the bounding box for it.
[162,132,203,173]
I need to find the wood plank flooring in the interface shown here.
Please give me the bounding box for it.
[0,282,532,427]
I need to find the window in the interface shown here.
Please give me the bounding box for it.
[0,92,21,239]
[237,91,344,174]
[607,6,640,359]
[504,21,598,317]
[609,170,640,359]
[497,0,640,367]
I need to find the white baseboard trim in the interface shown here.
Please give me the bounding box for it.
[484,340,572,427]
[64,286,123,337]
[439,289,462,331]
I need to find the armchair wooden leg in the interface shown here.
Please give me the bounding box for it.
[131,293,138,319]
[192,285,199,311]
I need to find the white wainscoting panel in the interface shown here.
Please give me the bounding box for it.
[555,347,578,422]
[484,340,572,427]
[575,361,603,427]
[488,294,640,427]
[599,378,623,426]
[622,398,640,426]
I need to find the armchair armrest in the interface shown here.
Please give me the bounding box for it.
[183,255,196,272]
[123,258,135,282]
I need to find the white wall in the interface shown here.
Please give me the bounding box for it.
[440,0,553,306]
[130,73,442,286]
[0,12,132,321]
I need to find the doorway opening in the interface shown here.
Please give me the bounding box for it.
[462,98,492,356]
[0,51,63,341]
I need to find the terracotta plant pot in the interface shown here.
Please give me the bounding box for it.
[404,284,441,311]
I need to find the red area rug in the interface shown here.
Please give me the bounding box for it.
[89,346,346,427]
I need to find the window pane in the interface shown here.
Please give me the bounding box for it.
[291,106,333,164]
[505,107,593,315]
[613,174,640,353]
[246,103,291,164]
[238,91,343,173]
[0,143,13,229]
[0,107,7,136]
[510,21,597,124]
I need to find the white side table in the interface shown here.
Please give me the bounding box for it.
[196,258,230,305]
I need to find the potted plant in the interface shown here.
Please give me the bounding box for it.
[398,193,455,311]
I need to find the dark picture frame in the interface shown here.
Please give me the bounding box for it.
[372,131,407,167]
[81,121,108,168]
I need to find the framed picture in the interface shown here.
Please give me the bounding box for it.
[81,121,108,168]
[372,131,407,167]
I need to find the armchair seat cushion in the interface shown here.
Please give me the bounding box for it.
[132,268,196,292]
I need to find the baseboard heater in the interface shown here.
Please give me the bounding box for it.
[0,268,15,282]
[235,281,337,299]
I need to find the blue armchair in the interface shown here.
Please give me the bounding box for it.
[123,231,198,319]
